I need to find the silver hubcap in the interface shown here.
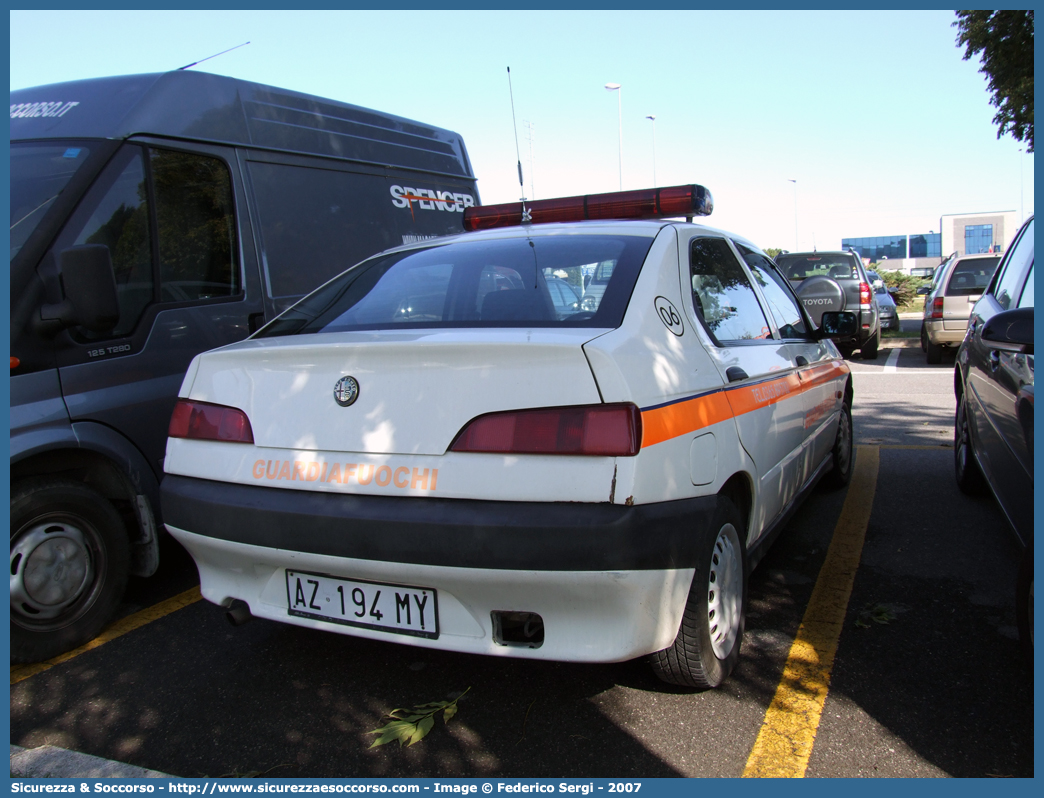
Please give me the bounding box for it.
[10,521,94,620]
[707,524,742,659]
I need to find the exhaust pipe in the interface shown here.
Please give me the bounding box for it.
[226,599,254,627]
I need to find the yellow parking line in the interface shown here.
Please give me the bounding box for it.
[742,445,879,778]
[10,585,202,685]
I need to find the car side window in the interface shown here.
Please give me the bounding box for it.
[689,237,771,343]
[1017,264,1034,309]
[993,219,1034,310]
[735,244,808,338]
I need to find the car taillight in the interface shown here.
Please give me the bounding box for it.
[463,184,713,231]
[169,400,254,444]
[450,403,641,456]
[931,297,944,319]
[859,282,871,305]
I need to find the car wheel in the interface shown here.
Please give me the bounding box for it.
[861,329,880,360]
[920,322,928,353]
[836,345,854,360]
[10,478,130,664]
[926,337,943,364]
[1016,541,1033,667]
[821,398,854,490]
[954,393,987,496]
[650,496,746,689]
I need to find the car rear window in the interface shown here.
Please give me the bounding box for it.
[776,254,860,282]
[945,257,1001,296]
[255,234,652,337]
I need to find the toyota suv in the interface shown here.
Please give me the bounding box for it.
[776,250,881,359]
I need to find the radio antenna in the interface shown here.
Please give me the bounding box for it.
[506,67,529,221]
[179,41,251,71]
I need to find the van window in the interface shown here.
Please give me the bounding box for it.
[10,142,93,260]
[248,161,477,303]
[70,147,154,337]
[152,149,239,302]
[57,145,240,340]
[248,162,402,300]
[255,235,651,337]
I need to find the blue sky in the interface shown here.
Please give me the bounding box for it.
[10,9,1034,253]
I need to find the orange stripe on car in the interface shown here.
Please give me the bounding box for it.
[640,359,849,448]
[642,391,734,448]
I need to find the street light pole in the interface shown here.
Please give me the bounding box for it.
[646,115,656,186]
[605,83,622,190]
[787,179,798,250]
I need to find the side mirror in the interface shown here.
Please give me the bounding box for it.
[888,287,899,298]
[916,286,930,296]
[37,245,120,334]
[819,311,858,338]
[981,306,1033,354]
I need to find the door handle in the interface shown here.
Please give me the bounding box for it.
[795,356,809,367]
[989,350,1001,371]
[726,366,749,383]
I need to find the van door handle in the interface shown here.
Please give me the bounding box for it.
[726,366,749,383]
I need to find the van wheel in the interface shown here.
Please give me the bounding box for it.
[822,399,854,490]
[926,337,943,364]
[954,393,987,495]
[10,478,129,664]
[920,322,928,353]
[1016,542,1033,666]
[650,496,746,689]
[861,330,880,360]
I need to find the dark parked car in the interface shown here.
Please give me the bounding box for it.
[954,216,1034,661]
[777,250,881,359]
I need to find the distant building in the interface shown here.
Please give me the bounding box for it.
[842,210,1018,274]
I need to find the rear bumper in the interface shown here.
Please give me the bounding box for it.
[161,474,718,571]
[925,318,968,345]
[161,475,718,662]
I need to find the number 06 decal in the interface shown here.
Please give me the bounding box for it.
[655,296,684,336]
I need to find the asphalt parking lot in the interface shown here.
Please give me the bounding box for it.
[9,339,1033,779]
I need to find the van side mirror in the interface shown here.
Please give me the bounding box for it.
[916,286,930,296]
[37,245,120,334]
[818,311,858,338]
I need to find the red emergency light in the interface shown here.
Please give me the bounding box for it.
[463,184,713,232]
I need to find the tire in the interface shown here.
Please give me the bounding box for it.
[920,322,928,353]
[836,345,854,360]
[822,398,854,490]
[650,496,747,689]
[926,336,943,364]
[954,392,987,495]
[1016,541,1033,667]
[10,478,130,664]
[861,329,880,360]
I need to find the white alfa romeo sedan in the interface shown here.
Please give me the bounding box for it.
[161,185,856,689]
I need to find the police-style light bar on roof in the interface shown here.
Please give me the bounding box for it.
[463,184,713,232]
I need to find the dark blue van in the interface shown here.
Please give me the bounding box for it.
[9,70,479,662]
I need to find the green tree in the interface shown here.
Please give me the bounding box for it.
[954,10,1034,152]
[763,247,783,260]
